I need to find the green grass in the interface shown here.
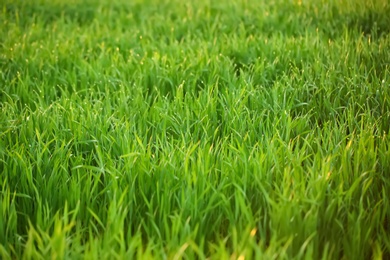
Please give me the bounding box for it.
[1,0,390,258]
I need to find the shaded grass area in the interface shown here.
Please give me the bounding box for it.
[1,0,390,258]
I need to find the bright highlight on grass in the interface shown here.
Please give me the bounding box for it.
[1,0,389,259]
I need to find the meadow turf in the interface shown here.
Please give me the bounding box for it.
[1,0,390,258]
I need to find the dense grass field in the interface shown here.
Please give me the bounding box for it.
[1,0,390,258]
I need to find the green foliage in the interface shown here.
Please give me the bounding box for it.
[1,0,389,258]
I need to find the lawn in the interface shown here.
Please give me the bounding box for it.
[1,0,390,259]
